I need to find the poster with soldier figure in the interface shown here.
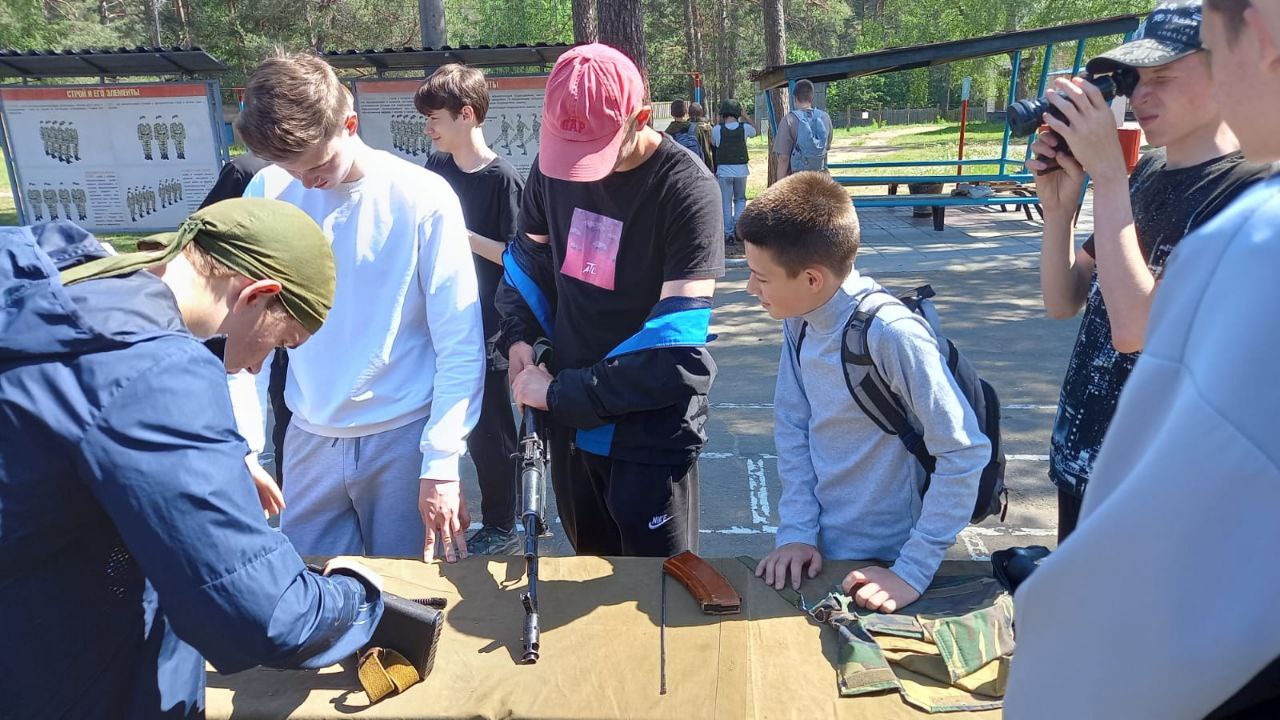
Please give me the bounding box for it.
[70,184,88,221]
[153,116,170,161]
[26,183,44,221]
[138,116,154,161]
[41,186,59,221]
[352,75,546,178]
[169,115,186,160]
[0,83,221,231]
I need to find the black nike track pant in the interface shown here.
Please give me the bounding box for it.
[546,422,699,557]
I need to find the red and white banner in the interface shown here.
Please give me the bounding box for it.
[0,82,221,232]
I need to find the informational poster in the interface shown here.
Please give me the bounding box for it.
[0,82,224,233]
[353,75,547,178]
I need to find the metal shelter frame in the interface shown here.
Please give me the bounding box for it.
[0,46,226,81]
[323,43,574,76]
[754,14,1141,230]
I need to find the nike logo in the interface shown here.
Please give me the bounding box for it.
[648,514,674,530]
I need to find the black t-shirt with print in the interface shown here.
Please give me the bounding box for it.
[519,135,724,370]
[425,151,524,337]
[1050,150,1273,497]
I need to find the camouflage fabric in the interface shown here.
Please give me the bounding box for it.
[739,558,1014,714]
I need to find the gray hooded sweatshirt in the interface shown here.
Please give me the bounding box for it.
[773,270,989,593]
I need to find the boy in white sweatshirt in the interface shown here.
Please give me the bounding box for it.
[235,51,484,562]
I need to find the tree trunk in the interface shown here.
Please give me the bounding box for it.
[174,0,190,45]
[598,0,648,90]
[148,0,162,46]
[573,0,598,44]
[419,0,446,48]
[682,0,704,78]
[715,0,737,104]
[761,0,786,185]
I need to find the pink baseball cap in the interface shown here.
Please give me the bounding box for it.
[538,43,647,182]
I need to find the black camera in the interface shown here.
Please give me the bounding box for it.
[1006,68,1139,138]
[1005,68,1138,173]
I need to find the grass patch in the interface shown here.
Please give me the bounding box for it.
[740,121,1032,199]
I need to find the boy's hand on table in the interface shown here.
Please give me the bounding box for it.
[756,542,823,590]
[843,566,920,613]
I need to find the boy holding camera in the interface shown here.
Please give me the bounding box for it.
[1033,0,1270,541]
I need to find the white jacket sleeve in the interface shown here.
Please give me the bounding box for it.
[226,368,268,459]
[415,199,485,481]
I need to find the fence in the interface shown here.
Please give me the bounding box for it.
[827,105,997,129]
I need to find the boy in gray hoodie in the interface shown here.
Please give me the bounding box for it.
[743,172,990,612]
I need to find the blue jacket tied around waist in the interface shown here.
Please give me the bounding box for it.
[498,236,716,464]
[0,222,383,718]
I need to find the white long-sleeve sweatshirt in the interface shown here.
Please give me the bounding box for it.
[240,148,484,480]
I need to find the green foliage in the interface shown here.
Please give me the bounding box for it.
[0,0,1155,113]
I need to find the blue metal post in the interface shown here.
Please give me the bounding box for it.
[1072,38,1087,74]
[1025,43,1057,163]
[767,83,780,137]
[0,102,26,224]
[999,50,1022,176]
[209,79,230,164]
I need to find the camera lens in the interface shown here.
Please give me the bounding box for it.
[1005,74,1120,138]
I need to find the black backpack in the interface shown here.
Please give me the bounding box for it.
[797,285,1007,524]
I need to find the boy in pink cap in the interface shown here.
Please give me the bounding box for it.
[499,43,724,556]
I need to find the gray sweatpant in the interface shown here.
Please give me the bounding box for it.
[280,416,427,557]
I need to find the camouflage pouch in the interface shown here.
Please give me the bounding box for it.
[754,562,1014,714]
[810,593,902,697]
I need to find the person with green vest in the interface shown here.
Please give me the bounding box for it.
[711,99,758,246]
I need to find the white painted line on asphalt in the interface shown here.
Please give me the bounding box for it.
[963,526,1055,537]
[714,402,1058,411]
[959,528,991,562]
[699,525,779,535]
[711,402,775,409]
[747,458,771,525]
[700,452,778,460]
[1007,454,1050,461]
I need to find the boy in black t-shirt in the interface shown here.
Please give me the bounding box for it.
[1033,0,1272,542]
[416,64,524,555]
[498,43,724,556]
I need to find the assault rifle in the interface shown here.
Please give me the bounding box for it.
[516,341,552,664]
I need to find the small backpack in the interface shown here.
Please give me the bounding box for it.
[797,285,1007,524]
[789,108,829,172]
[672,126,702,155]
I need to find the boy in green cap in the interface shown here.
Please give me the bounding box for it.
[0,199,385,716]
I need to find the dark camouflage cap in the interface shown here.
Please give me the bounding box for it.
[1087,1,1203,75]
[60,198,336,333]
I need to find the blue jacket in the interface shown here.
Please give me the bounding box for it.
[0,223,383,718]
[497,235,716,464]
